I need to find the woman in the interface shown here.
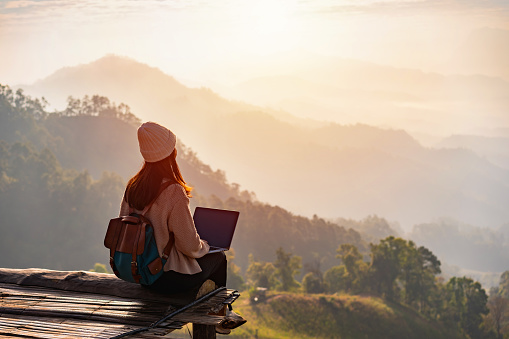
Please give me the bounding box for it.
[120,122,244,333]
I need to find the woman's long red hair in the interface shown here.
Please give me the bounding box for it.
[125,148,192,210]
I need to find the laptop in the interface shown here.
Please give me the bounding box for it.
[193,207,240,253]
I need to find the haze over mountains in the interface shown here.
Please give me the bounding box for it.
[181,27,509,140]
[221,56,509,139]
[442,27,509,80]
[22,43,509,231]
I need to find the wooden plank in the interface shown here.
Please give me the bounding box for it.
[0,268,195,305]
[0,316,133,338]
[0,314,180,339]
[0,283,174,326]
[0,268,244,339]
[193,323,216,339]
[0,283,239,332]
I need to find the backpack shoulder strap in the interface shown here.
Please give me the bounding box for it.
[161,233,174,261]
[144,181,176,264]
[140,181,173,215]
[129,181,176,265]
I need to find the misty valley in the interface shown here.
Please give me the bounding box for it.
[1,54,509,338]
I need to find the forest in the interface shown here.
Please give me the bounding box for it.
[0,84,365,272]
[231,241,509,339]
[1,84,509,338]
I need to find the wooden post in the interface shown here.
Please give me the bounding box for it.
[193,323,216,339]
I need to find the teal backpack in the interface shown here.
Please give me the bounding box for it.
[104,182,173,285]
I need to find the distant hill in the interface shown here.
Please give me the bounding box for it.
[437,134,509,169]
[41,116,366,272]
[216,52,509,137]
[228,74,418,123]
[408,217,509,273]
[25,55,255,122]
[229,293,464,339]
[22,56,509,230]
[39,114,247,200]
[443,27,509,80]
[0,90,366,272]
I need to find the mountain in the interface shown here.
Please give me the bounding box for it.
[40,115,366,271]
[25,55,255,121]
[437,134,509,169]
[41,115,246,200]
[226,74,418,123]
[443,27,509,81]
[0,87,245,201]
[22,55,509,230]
[211,51,509,138]
[0,87,488,339]
[0,90,367,272]
[408,218,509,273]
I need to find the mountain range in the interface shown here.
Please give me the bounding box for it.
[0,93,366,273]
[21,55,509,230]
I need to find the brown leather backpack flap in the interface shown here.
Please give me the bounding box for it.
[121,215,140,224]
[148,257,163,275]
[104,217,123,249]
[117,223,141,253]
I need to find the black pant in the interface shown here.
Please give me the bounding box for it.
[146,251,227,295]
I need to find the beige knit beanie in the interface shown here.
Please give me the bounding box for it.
[137,122,177,162]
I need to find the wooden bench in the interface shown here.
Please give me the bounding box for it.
[0,268,242,338]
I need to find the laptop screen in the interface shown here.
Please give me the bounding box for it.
[193,207,239,250]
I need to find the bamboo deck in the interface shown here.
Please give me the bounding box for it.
[0,268,239,338]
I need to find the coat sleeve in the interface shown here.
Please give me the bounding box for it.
[168,192,210,258]
[119,197,130,217]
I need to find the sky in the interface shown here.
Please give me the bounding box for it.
[1,0,509,87]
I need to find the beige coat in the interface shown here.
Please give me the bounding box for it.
[119,183,210,274]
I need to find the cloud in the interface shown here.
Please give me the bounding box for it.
[307,0,509,15]
[0,0,211,27]
[4,1,40,9]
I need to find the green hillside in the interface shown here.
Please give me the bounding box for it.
[225,292,464,339]
[2,84,504,338]
[0,85,366,273]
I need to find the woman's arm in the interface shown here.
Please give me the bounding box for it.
[119,197,130,217]
[169,196,210,258]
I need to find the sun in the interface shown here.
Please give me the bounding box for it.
[232,0,301,54]
[250,0,292,35]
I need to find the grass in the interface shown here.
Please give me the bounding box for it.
[165,291,464,338]
[225,291,465,339]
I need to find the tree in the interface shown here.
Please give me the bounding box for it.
[368,236,407,300]
[401,245,441,311]
[226,249,244,290]
[302,272,325,294]
[442,277,489,339]
[483,295,509,339]
[498,271,509,299]
[0,138,126,271]
[62,94,140,126]
[302,259,325,294]
[367,236,442,309]
[90,263,109,273]
[273,247,302,291]
[246,254,278,289]
[336,243,367,293]
[323,266,347,293]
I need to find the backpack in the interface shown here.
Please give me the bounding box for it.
[104,181,174,285]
